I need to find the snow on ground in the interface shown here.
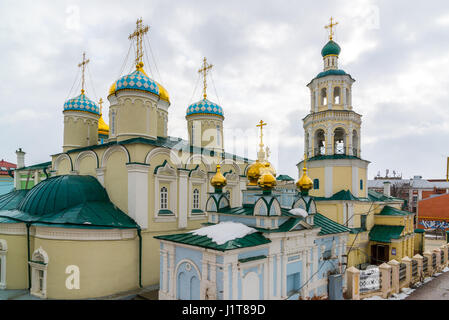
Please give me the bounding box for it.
[289,208,308,218]
[363,287,416,300]
[191,221,256,245]
[443,267,449,272]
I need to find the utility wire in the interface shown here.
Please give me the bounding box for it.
[86,64,98,102]
[66,67,80,100]
[209,69,222,106]
[189,73,201,105]
[144,33,163,83]
[142,37,154,78]
[118,41,133,77]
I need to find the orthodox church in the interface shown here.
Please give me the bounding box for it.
[0,17,417,300]
[296,18,416,268]
[156,137,350,300]
[0,19,249,299]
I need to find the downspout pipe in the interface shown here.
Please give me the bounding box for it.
[26,223,31,290]
[137,228,142,288]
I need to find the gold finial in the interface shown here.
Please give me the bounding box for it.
[198,57,213,99]
[78,52,90,95]
[210,164,227,190]
[296,153,313,193]
[256,120,267,148]
[98,98,103,115]
[324,16,339,41]
[129,18,149,69]
[257,163,277,191]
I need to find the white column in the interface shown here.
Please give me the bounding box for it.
[276,254,281,297]
[352,166,359,196]
[314,89,319,112]
[348,124,353,156]
[162,251,168,292]
[96,167,105,186]
[34,170,39,185]
[178,170,189,229]
[308,127,313,158]
[232,262,238,300]
[343,86,347,109]
[126,163,150,229]
[282,254,287,298]
[325,166,333,197]
[328,82,333,110]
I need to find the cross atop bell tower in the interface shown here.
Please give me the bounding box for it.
[324,16,338,41]
[128,18,149,69]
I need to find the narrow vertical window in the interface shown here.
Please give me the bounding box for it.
[193,189,200,209]
[160,186,168,209]
[313,179,319,189]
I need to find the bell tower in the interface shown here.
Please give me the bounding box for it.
[297,18,370,198]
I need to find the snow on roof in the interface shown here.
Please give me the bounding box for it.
[289,208,308,218]
[191,221,256,245]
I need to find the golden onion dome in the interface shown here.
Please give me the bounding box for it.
[296,167,313,192]
[262,161,276,177]
[257,163,277,191]
[155,81,170,103]
[246,160,265,186]
[98,114,109,136]
[108,82,116,96]
[210,165,227,189]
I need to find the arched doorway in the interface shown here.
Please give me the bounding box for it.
[242,271,260,299]
[176,260,201,300]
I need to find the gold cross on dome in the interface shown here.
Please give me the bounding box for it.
[98,98,103,114]
[198,57,213,99]
[256,120,267,147]
[128,18,149,68]
[325,16,339,41]
[78,52,90,94]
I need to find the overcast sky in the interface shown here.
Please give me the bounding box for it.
[1,0,449,180]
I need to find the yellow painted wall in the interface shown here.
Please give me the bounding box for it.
[333,166,352,195]
[63,115,99,152]
[316,202,340,224]
[1,233,28,289]
[104,150,128,214]
[57,158,71,175]
[32,236,139,299]
[78,156,97,176]
[308,167,325,197]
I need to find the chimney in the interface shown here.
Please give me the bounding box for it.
[383,181,391,197]
[15,148,26,169]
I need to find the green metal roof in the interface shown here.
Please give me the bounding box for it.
[321,40,341,57]
[314,190,359,202]
[314,213,351,235]
[367,190,403,203]
[0,175,139,229]
[414,228,425,233]
[154,231,271,251]
[57,136,251,163]
[218,205,297,218]
[369,225,404,243]
[306,154,362,162]
[0,190,28,210]
[276,174,294,181]
[18,161,52,171]
[379,205,413,216]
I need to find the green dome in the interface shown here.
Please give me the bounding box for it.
[321,40,341,57]
[18,175,108,215]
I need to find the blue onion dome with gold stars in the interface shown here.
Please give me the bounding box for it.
[108,62,170,103]
[63,92,100,115]
[186,98,224,118]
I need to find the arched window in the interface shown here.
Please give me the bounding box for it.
[352,130,358,157]
[333,87,341,104]
[313,179,319,190]
[314,129,326,156]
[321,88,327,105]
[160,186,168,209]
[30,247,48,298]
[334,128,346,155]
[193,189,200,209]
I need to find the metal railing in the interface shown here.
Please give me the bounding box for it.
[423,256,428,273]
[399,263,407,282]
[412,260,418,277]
[441,251,445,264]
[360,268,380,293]
[432,253,437,269]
